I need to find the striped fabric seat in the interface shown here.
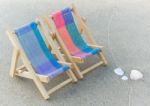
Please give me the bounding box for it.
[52,8,100,59]
[15,22,69,79]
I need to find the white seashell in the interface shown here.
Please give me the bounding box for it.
[114,68,124,76]
[121,76,128,81]
[130,70,143,80]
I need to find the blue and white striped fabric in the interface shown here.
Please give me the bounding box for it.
[61,8,100,55]
[15,22,69,79]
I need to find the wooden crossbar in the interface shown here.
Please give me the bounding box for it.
[48,78,72,95]
[81,61,104,75]
[16,70,50,83]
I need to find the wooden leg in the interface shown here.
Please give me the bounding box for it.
[97,52,107,65]
[71,62,83,79]
[27,67,50,99]
[48,78,72,95]
[82,61,103,75]
[21,54,50,99]
[32,76,50,99]
[66,69,78,82]
[9,48,19,77]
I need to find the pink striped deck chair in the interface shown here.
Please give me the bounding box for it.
[41,4,107,79]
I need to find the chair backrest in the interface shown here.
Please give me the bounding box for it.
[52,8,95,55]
[62,8,90,52]
[15,22,62,76]
[52,11,80,55]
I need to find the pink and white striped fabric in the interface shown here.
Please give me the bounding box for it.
[52,11,93,58]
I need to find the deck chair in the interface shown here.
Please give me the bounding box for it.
[6,21,77,99]
[41,4,107,79]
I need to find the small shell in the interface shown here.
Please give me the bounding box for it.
[121,76,128,81]
[114,68,124,76]
[130,70,143,80]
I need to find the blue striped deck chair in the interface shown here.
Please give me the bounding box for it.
[42,4,107,77]
[6,21,77,99]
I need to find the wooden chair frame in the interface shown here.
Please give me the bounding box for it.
[41,4,107,79]
[6,21,78,100]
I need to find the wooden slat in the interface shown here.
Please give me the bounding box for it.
[17,65,25,71]
[9,48,20,77]
[71,56,84,63]
[57,61,72,67]
[81,61,103,75]
[89,45,104,49]
[16,70,49,83]
[48,78,72,95]
[97,52,107,65]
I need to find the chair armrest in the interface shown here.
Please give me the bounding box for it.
[57,61,72,67]
[89,44,105,53]
[81,16,87,23]
[89,44,104,49]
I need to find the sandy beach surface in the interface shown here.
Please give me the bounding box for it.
[0,0,150,106]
